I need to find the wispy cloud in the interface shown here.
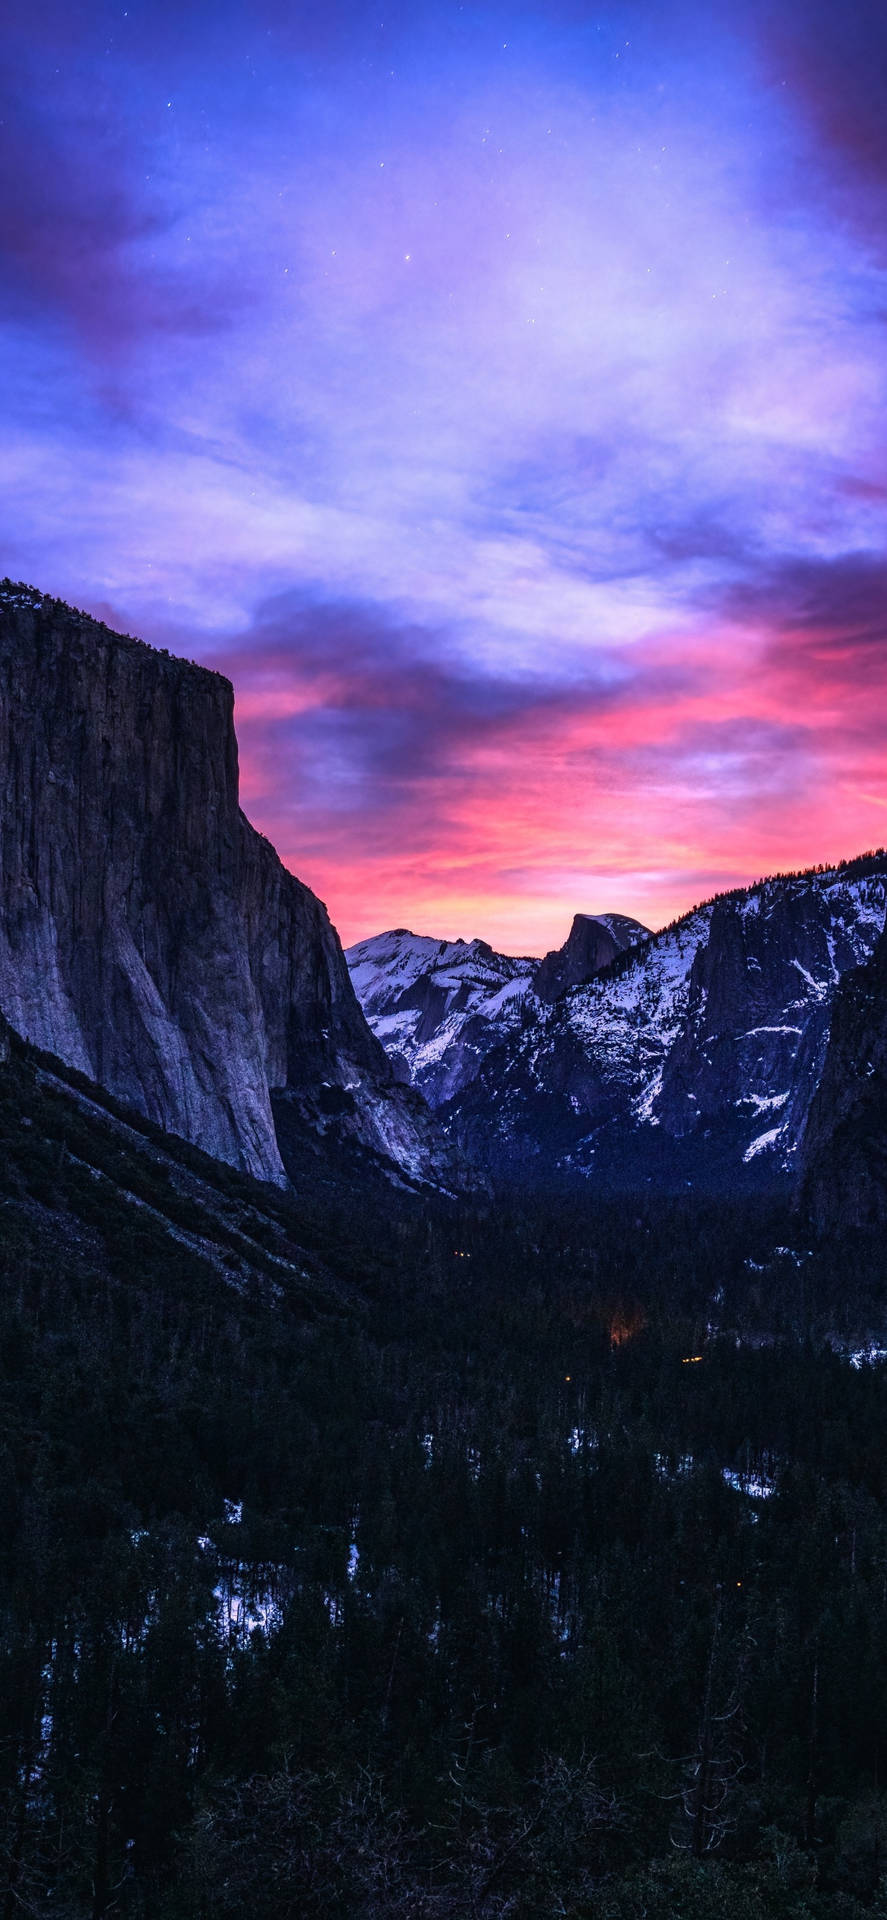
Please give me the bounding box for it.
[2,0,886,946]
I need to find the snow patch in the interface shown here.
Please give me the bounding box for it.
[722,1468,774,1499]
[743,1127,782,1162]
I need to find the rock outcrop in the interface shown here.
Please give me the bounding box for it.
[533,912,647,1003]
[801,922,887,1228]
[0,582,458,1189]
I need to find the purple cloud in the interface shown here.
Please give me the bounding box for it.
[2,0,886,948]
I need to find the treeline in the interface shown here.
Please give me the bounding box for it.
[591,847,887,993]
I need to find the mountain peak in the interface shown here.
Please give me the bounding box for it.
[533,911,649,1004]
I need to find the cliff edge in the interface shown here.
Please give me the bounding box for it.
[801,921,887,1228]
[0,582,457,1189]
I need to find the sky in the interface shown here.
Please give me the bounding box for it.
[3,0,887,952]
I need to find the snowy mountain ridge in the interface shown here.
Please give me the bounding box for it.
[345,930,540,1106]
[348,856,887,1188]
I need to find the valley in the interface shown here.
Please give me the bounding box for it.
[1,588,887,1917]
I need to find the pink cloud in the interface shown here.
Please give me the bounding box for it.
[208,583,885,952]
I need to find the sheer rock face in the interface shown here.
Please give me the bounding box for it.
[534,915,618,1003]
[0,585,455,1188]
[650,881,879,1144]
[801,924,887,1228]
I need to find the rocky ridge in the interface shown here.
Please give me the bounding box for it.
[801,918,887,1228]
[346,912,648,1107]
[351,859,887,1188]
[0,582,458,1191]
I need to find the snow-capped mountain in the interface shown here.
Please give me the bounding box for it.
[345,913,649,1107]
[350,857,887,1189]
[345,931,539,1105]
[447,857,887,1185]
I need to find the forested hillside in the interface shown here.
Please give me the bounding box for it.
[3,1027,887,1916]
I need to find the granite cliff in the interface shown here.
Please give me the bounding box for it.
[801,921,887,1228]
[0,582,457,1189]
[533,912,647,1004]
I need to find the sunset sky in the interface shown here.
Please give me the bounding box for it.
[3,0,887,951]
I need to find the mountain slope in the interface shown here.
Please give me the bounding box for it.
[346,912,649,1107]
[345,931,539,1105]
[801,919,887,1228]
[442,857,887,1187]
[0,582,458,1191]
